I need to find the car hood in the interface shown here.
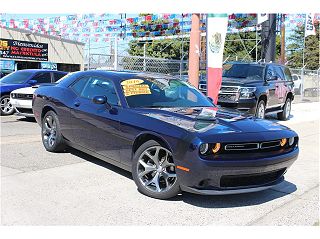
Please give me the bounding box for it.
[0,83,28,93]
[11,86,36,94]
[133,106,289,134]
[222,77,263,86]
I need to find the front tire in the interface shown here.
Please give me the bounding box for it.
[41,110,66,152]
[277,98,291,121]
[0,95,15,115]
[132,140,180,199]
[255,100,266,119]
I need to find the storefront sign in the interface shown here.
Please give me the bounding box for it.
[0,60,15,71]
[41,62,57,70]
[0,38,48,61]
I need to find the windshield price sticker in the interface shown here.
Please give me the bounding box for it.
[121,79,144,86]
[123,84,151,96]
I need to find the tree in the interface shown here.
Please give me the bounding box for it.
[286,22,319,70]
[223,31,281,62]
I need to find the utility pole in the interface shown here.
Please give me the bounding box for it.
[188,13,201,88]
[280,14,286,64]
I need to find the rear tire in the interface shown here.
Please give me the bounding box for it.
[41,110,66,152]
[277,98,291,121]
[132,140,180,199]
[0,95,15,115]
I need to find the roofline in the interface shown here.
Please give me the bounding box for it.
[1,27,86,46]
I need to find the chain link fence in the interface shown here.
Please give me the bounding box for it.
[290,68,320,103]
[86,52,319,103]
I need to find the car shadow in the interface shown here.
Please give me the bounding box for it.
[68,146,297,207]
[16,117,36,123]
[265,114,294,123]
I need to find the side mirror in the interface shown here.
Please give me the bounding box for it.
[93,95,107,104]
[27,79,38,85]
[92,95,112,109]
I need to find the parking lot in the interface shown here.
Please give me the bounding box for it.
[1,102,319,226]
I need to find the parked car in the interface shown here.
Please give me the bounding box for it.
[0,69,67,115]
[199,62,295,120]
[292,74,302,95]
[10,71,68,118]
[33,70,299,199]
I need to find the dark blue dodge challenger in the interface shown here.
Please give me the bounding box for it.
[32,70,299,199]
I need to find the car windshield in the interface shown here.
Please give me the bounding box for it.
[223,63,264,80]
[121,77,214,108]
[0,71,34,84]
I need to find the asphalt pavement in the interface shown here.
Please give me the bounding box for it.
[1,102,319,225]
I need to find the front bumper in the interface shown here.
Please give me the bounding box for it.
[10,98,34,117]
[218,98,257,114]
[176,147,298,195]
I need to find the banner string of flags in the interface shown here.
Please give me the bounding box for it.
[0,13,319,43]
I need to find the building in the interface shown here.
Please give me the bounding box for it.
[0,27,85,75]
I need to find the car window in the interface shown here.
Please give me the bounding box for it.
[266,66,276,80]
[53,72,67,82]
[284,68,293,81]
[74,76,120,106]
[223,64,264,80]
[0,71,34,84]
[274,66,285,80]
[70,77,88,95]
[32,72,52,84]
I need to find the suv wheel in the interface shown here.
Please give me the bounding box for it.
[132,140,180,199]
[277,98,291,121]
[255,100,266,119]
[41,110,66,152]
[0,95,15,115]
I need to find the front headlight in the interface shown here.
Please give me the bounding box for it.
[239,87,256,99]
[11,93,15,99]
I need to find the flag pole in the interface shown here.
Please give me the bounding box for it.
[301,14,307,99]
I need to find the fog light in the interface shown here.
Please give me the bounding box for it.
[288,137,295,146]
[280,138,287,147]
[212,143,221,153]
[199,143,209,155]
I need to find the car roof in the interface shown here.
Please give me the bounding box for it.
[15,69,67,73]
[225,61,287,68]
[83,70,180,81]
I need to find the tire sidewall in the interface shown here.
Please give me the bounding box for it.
[132,140,180,200]
[41,110,65,152]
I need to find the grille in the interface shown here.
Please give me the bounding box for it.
[16,107,33,114]
[218,94,238,102]
[224,140,281,152]
[220,86,240,92]
[12,93,33,99]
[220,168,286,188]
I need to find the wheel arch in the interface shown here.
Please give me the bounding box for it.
[41,105,57,121]
[257,94,267,105]
[132,132,173,158]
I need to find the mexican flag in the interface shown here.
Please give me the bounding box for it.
[206,14,229,104]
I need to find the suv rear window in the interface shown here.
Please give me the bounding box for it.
[223,64,264,80]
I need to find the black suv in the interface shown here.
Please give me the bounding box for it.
[198,62,295,120]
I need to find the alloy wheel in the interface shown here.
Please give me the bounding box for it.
[0,97,14,114]
[42,115,57,148]
[137,146,177,193]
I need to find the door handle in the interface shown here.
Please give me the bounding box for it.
[74,101,80,107]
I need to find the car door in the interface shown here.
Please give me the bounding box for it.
[274,65,287,105]
[69,75,123,161]
[265,65,278,108]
